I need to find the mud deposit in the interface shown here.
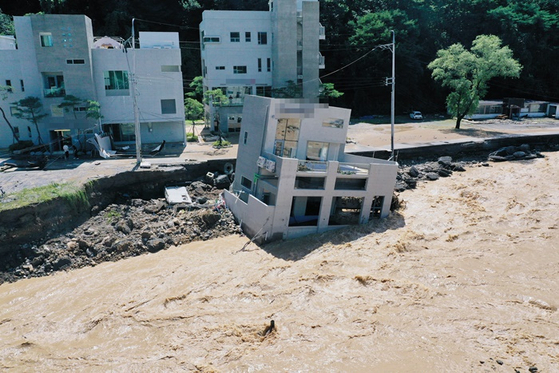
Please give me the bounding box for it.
[1,153,559,372]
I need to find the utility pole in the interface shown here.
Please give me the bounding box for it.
[381,31,396,160]
[390,30,395,160]
[131,18,142,164]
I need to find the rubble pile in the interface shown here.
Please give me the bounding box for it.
[0,181,242,284]
[395,144,545,192]
[395,156,469,191]
[488,144,544,162]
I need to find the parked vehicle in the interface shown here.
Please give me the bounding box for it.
[410,111,423,120]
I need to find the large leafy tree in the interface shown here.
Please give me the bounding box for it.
[428,35,522,129]
[184,97,203,136]
[0,8,14,35]
[12,96,48,144]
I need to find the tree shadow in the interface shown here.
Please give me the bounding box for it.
[258,211,406,261]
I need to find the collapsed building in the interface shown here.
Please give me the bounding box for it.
[223,96,398,242]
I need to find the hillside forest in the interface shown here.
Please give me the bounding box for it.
[1,0,558,117]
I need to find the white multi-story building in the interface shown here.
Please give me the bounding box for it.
[0,14,185,151]
[223,96,399,242]
[199,0,325,134]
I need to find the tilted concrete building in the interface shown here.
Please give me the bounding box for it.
[199,0,325,134]
[223,96,399,242]
[0,14,185,151]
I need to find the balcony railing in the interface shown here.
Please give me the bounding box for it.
[337,163,369,176]
[318,53,325,69]
[297,160,327,173]
[44,87,66,98]
[319,24,326,40]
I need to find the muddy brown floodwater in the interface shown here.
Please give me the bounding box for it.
[1,153,558,372]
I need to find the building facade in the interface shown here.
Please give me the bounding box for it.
[0,14,185,151]
[223,96,399,243]
[199,0,325,134]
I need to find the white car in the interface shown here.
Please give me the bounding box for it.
[410,111,423,120]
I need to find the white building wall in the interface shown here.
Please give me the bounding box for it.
[201,11,273,91]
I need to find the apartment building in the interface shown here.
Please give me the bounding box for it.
[0,14,185,151]
[223,96,399,243]
[199,0,325,134]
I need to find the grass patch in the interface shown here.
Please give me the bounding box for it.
[105,208,122,222]
[0,182,89,212]
[213,139,231,147]
[187,133,199,142]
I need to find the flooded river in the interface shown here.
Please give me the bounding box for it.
[1,153,558,372]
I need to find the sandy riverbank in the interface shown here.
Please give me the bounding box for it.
[1,151,557,372]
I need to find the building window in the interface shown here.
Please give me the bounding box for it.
[241,176,252,190]
[13,126,19,138]
[10,107,20,116]
[104,71,129,96]
[161,65,180,72]
[66,59,85,64]
[215,66,225,70]
[5,80,12,92]
[258,58,262,72]
[27,126,32,138]
[256,86,272,97]
[245,32,251,42]
[258,32,267,45]
[203,36,220,43]
[230,32,240,42]
[243,131,248,144]
[20,80,24,92]
[104,123,135,142]
[306,141,329,161]
[322,118,344,128]
[161,99,176,114]
[40,33,53,47]
[267,58,271,72]
[274,118,300,158]
[233,66,247,74]
[43,73,65,97]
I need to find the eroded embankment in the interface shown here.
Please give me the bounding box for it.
[0,160,234,254]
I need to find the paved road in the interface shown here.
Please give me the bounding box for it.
[1,118,559,196]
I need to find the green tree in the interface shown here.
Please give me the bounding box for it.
[12,96,48,144]
[203,88,229,107]
[186,76,204,101]
[0,8,14,35]
[318,82,344,102]
[184,97,203,139]
[428,35,522,129]
[272,80,302,98]
[58,95,83,119]
[85,100,103,135]
[203,88,229,129]
[0,85,20,143]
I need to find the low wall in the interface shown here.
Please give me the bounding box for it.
[356,134,559,161]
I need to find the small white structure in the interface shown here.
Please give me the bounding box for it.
[165,186,192,204]
[467,100,504,120]
[223,96,399,243]
[547,103,559,119]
